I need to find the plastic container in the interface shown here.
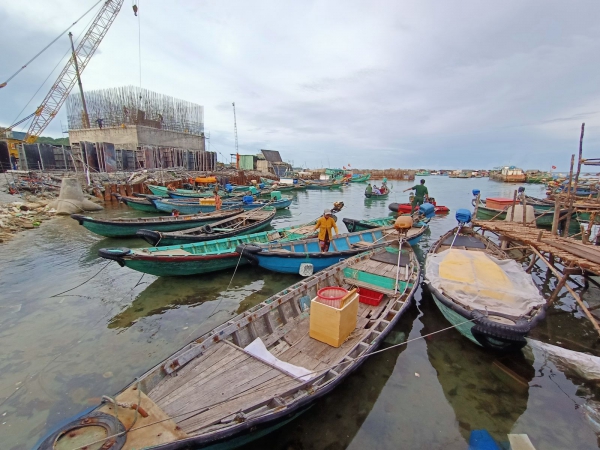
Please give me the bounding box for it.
[242,195,254,204]
[270,190,282,201]
[200,198,216,205]
[419,203,435,219]
[357,287,384,306]
[317,287,348,309]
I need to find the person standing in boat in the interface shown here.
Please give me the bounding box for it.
[404,179,429,213]
[314,209,338,252]
[213,186,223,211]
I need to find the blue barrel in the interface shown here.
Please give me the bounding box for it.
[419,203,435,219]
[243,195,254,204]
[456,209,472,224]
[472,189,480,196]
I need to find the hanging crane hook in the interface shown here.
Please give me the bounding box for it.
[132,0,138,16]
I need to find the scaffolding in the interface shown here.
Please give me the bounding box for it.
[66,86,204,135]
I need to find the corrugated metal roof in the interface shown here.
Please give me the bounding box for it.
[261,149,283,163]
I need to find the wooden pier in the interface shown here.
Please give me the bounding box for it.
[474,219,600,335]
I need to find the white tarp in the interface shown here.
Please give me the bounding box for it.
[425,249,545,316]
[244,337,314,381]
[526,338,600,381]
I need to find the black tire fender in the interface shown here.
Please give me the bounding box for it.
[202,224,213,233]
[471,310,531,338]
[136,229,161,246]
[98,247,131,266]
[70,214,86,225]
[236,243,263,265]
[36,411,126,450]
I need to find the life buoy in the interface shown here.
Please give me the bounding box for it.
[36,411,126,450]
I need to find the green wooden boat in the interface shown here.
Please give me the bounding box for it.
[147,185,211,197]
[350,173,371,182]
[364,192,389,199]
[114,194,160,213]
[474,204,571,227]
[415,170,430,176]
[98,222,319,277]
[71,208,245,238]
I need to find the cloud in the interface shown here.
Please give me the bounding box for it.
[1,0,599,170]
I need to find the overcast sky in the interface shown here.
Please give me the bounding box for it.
[1,0,599,169]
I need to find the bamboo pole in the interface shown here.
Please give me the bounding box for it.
[522,195,527,226]
[509,190,517,222]
[551,197,561,235]
[529,246,600,336]
[564,154,576,235]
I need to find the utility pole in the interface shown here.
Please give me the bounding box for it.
[69,32,90,128]
[232,102,239,155]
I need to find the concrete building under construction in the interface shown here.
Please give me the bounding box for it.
[63,86,216,172]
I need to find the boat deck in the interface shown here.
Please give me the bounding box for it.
[145,247,412,438]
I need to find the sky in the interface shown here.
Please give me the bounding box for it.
[1,0,599,170]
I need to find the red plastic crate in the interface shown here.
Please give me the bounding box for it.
[357,287,384,306]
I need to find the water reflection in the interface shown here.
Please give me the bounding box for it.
[420,287,534,443]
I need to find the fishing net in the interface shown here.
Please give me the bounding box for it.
[426,249,544,316]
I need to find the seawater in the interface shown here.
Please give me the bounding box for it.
[0,177,599,449]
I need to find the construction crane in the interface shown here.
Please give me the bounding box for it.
[20,0,125,143]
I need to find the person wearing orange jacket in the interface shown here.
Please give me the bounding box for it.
[314,209,338,252]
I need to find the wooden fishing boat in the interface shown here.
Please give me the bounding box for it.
[137,209,276,246]
[364,192,389,199]
[167,190,228,199]
[38,244,419,450]
[303,181,335,190]
[70,208,245,238]
[389,202,450,214]
[473,201,571,227]
[350,173,371,183]
[237,228,400,275]
[424,215,546,352]
[151,197,293,215]
[342,217,428,245]
[98,223,319,277]
[147,185,204,197]
[114,194,161,213]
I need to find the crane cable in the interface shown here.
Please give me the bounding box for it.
[134,1,143,108]
[0,0,105,89]
[8,7,103,132]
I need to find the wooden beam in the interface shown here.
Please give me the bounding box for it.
[530,246,600,336]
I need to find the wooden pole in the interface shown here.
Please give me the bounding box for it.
[530,246,600,336]
[509,190,517,222]
[564,154,576,235]
[551,197,561,235]
[473,193,481,219]
[522,194,527,226]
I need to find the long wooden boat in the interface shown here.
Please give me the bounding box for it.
[342,217,428,245]
[237,228,401,275]
[37,245,419,450]
[98,223,319,277]
[151,197,293,215]
[147,185,206,197]
[114,194,161,213]
[350,173,371,182]
[167,190,228,199]
[389,202,450,214]
[303,181,335,190]
[70,208,245,238]
[137,209,276,246]
[424,225,546,352]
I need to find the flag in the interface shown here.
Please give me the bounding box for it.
[551,165,556,170]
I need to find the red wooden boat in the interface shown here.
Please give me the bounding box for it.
[389,200,450,215]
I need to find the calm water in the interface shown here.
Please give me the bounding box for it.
[1,178,599,449]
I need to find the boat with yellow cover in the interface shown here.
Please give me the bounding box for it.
[424,210,546,352]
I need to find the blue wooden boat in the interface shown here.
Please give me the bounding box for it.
[237,228,403,275]
[137,208,276,246]
[424,211,546,352]
[342,216,428,245]
[39,245,419,450]
[167,189,228,199]
[71,208,244,238]
[151,197,292,215]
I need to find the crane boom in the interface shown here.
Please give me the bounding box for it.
[24,0,124,143]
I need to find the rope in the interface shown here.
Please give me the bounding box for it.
[50,261,111,297]
[67,317,476,450]
[0,0,105,88]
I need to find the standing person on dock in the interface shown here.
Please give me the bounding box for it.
[314,209,338,252]
[404,179,429,213]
